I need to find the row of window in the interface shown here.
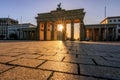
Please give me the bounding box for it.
[109,19,120,23]
[0,27,8,30]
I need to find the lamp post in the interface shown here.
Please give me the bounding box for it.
[105,6,108,41]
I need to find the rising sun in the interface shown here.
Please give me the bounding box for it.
[58,24,63,31]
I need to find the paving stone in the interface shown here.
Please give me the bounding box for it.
[109,53,120,58]
[87,52,109,56]
[0,41,120,80]
[0,52,23,57]
[69,51,76,54]
[0,56,16,63]
[39,61,78,74]
[38,55,64,61]
[80,64,120,80]
[77,52,88,55]
[17,54,40,59]
[78,55,92,59]
[9,58,45,67]
[0,64,13,73]
[64,57,94,65]
[93,57,120,67]
[55,53,76,57]
[56,50,68,53]
[50,72,106,80]
[0,67,52,80]
[20,51,38,54]
[103,56,120,62]
[38,52,56,56]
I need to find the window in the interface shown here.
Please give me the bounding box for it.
[119,25,120,27]
[109,20,112,22]
[114,20,116,22]
[118,29,120,33]
[118,19,120,22]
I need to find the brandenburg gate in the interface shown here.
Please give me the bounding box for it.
[36,4,85,41]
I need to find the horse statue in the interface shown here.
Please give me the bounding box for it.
[57,3,61,8]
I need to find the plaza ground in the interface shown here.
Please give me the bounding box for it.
[0,41,120,80]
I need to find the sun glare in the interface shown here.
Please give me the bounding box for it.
[58,24,63,31]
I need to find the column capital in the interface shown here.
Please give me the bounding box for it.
[70,19,74,22]
[80,20,84,24]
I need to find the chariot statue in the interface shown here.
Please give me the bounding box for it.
[57,3,61,8]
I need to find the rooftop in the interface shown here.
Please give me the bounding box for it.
[0,18,18,22]
[100,16,120,23]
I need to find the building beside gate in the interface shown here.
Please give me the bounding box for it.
[8,23,37,40]
[0,18,37,40]
[0,18,18,39]
[85,16,120,41]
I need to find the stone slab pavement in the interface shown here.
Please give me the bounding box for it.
[0,41,120,80]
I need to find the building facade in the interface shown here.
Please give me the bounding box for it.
[0,18,37,40]
[0,18,18,39]
[85,16,120,41]
[100,16,120,24]
[8,23,37,40]
[85,24,117,41]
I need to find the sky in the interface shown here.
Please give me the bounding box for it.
[0,0,120,25]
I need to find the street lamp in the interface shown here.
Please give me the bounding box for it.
[104,6,108,41]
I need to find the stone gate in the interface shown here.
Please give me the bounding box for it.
[36,6,85,41]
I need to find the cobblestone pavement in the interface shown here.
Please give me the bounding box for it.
[0,41,120,80]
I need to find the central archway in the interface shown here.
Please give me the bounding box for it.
[57,24,63,40]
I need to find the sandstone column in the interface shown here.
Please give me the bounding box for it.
[92,28,94,41]
[98,28,101,41]
[71,20,74,41]
[51,22,55,40]
[23,31,24,40]
[37,22,40,40]
[63,21,66,41]
[44,22,47,40]
[112,28,115,40]
[79,20,85,41]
